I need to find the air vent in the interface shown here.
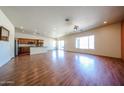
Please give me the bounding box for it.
[65,18,70,22]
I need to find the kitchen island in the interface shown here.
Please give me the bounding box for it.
[30,47,48,55]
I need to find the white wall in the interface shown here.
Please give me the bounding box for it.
[15,32,56,50]
[58,23,121,58]
[0,10,15,67]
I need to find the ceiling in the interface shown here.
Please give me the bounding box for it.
[1,6,124,38]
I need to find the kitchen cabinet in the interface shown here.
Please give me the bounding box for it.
[16,38,44,56]
[17,38,44,46]
[18,46,30,56]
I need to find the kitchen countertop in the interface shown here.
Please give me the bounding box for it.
[30,46,48,55]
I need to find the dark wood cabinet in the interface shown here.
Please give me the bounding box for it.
[17,38,44,46]
[18,47,30,56]
[36,40,44,47]
[16,38,44,56]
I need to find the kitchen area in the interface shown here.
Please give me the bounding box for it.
[15,38,48,56]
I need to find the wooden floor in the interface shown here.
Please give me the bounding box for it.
[0,50,124,86]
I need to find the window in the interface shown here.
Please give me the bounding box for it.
[89,35,94,49]
[53,40,56,48]
[76,35,95,49]
[58,40,64,49]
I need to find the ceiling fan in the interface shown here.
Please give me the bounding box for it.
[73,25,79,31]
[65,18,80,32]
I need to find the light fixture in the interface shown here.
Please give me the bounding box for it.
[53,28,56,30]
[33,32,36,35]
[20,26,24,29]
[34,29,38,32]
[104,21,107,24]
[74,25,79,31]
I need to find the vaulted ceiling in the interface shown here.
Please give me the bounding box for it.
[1,6,124,38]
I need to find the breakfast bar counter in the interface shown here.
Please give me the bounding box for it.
[30,47,48,55]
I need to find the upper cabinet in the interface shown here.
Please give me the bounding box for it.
[0,26,9,41]
[17,38,44,47]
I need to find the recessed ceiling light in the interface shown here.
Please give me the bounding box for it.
[20,26,24,29]
[104,21,107,24]
[33,32,36,35]
[34,29,38,32]
[53,28,56,30]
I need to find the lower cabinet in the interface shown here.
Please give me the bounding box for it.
[18,47,30,56]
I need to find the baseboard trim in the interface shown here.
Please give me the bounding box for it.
[64,50,121,60]
[0,57,15,68]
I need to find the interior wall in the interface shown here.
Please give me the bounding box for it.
[121,21,124,60]
[0,10,15,67]
[15,32,57,50]
[58,23,121,58]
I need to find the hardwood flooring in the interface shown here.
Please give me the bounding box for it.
[0,50,124,86]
